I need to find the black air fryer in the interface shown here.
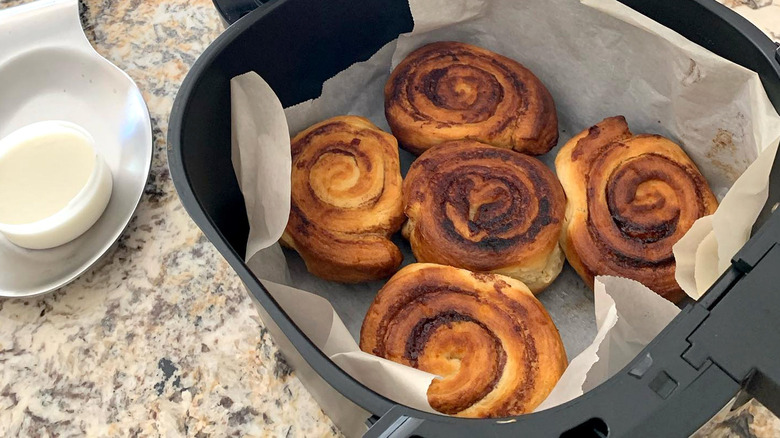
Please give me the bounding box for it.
[168,0,780,436]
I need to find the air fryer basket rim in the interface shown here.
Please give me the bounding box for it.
[167,0,780,434]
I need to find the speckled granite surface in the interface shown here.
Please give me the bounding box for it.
[0,0,778,437]
[720,0,780,41]
[0,0,338,436]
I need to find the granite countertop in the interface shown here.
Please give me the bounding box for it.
[0,0,779,437]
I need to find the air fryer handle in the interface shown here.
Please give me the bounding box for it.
[211,0,267,25]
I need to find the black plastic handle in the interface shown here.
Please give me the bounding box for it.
[212,0,267,25]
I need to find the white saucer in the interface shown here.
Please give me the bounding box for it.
[0,0,152,297]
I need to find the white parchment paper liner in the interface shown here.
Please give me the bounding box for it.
[229,0,780,425]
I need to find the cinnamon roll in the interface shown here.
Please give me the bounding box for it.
[555,116,718,303]
[360,263,567,418]
[402,140,566,293]
[385,41,558,155]
[280,116,405,283]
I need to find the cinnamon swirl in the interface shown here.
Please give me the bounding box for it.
[402,140,566,293]
[281,116,405,283]
[555,116,718,302]
[360,263,567,418]
[385,41,558,155]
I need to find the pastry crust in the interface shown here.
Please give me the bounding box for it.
[385,41,558,155]
[555,116,718,302]
[281,116,405,282]
[402,140,566,293]
[360,263,567,418]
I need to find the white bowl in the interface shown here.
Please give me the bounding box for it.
[0,0,152,297]
[0,121,113,250]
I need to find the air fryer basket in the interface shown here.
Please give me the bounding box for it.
[168,0,780,436]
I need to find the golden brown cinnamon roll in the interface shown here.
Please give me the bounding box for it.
[402,140,566,293]
[385,41,558,156]
[281,116,405,283]
[555,116,718,303]
[360,263,567,418]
